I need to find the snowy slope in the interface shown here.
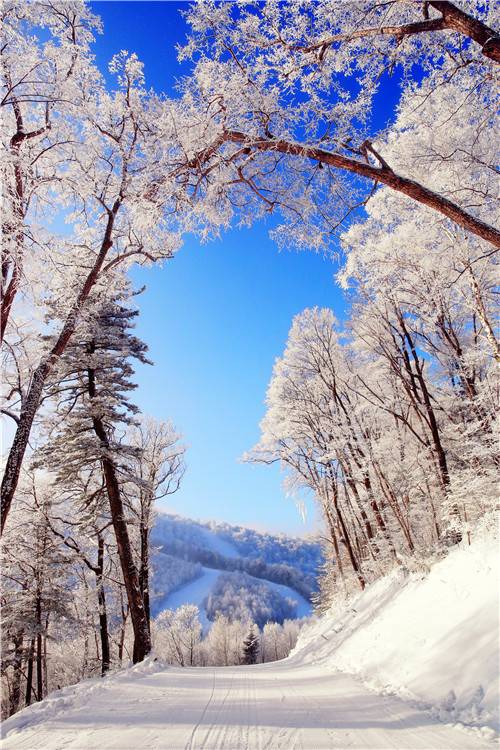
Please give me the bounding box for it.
[151,511,321,581]
[291,526,500,735]
[197,527,239,558]
[2,658,493,749]
[160,566,313,627]
[150,512,319,624]
[259,578,312,619]
[163,567,222,628]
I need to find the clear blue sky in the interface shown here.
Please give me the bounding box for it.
[90,1,399,535]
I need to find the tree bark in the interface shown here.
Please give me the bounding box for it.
[36,593,43,702]
[429,1,500,63]
[96,534,111,675]
[296,1,500,64]
[398,314,451,492]
[86,354,151,663]
[333,491,365,589]
[25,638,35,707]
[221,131,500,248]
[139,521,151,630]
[8,630,24,716]
[1,96,51,343]
[98,447,151,661]
[118,598,129,664]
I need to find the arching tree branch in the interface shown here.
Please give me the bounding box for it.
[220,130,500,248]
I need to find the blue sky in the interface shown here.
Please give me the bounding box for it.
[90,1,398,535]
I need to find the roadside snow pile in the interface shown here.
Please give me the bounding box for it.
[290,524,499,735]
[1,656,165,740]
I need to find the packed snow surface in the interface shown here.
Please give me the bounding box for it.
[2,658,493,750]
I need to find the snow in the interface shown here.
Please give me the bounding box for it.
[151,513,240,560]
[291,527,500,736]
[164,567,222,628]
[3,530,496,749]
[199,527,239,559]
[2,658,494,750]
[260,577,312,619]
[157,566,312,628]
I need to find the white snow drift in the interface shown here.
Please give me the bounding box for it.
[291,524,499,735]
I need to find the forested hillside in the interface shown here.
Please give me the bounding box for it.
[150,512,321,625]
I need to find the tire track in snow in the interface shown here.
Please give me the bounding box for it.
[193,669,237,749]
[184,669,217,750]
[3,662,494,750]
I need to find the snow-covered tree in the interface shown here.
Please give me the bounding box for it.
[1,1,101,342]
[39,281,152,661]
[202,614,248,667]
[154,605,202,667]
[177,0,499,249]
[126,417,186,629]
[251,289,497,602]
[204,571,297,627]
[242,626,260,665]
[1,15,182,534]
[1,472,71,714]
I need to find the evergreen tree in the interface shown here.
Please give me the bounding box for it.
[242,626,259,665]
[42,281,152,663]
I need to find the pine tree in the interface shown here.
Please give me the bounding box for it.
[42,282,152,663]
[242,626,259,665]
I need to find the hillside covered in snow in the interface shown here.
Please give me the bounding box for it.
[291,523,499,736]
[3,528,497,749]
[150,513,322,626]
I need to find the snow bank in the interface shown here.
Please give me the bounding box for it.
[1,656,165,740]
[291,526,499,736]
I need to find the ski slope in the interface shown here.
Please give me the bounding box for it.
[150,512,317,625]
[2,658,492,750]
[259,577,312,619]
[163,567,222,628]
[160,566,312,627]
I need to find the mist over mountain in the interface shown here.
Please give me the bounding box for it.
[150,512,322,627]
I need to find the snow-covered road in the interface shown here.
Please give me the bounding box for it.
[2,659,492,750]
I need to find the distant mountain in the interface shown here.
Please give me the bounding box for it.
[150,512,322,628]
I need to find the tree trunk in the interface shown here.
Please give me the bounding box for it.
[429,1,500,63]
[96,534,111,675]
[25,638,35,707]
[295,2,500,63]
[399,316,451,492]
[118,600,129,664]
[333,492,365,589]
[36,594,43,702]
[222,131,500,248]
[97,438,151,662]
[139,522,151,630]
[86,354,151,663]
[9,630,24,716]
